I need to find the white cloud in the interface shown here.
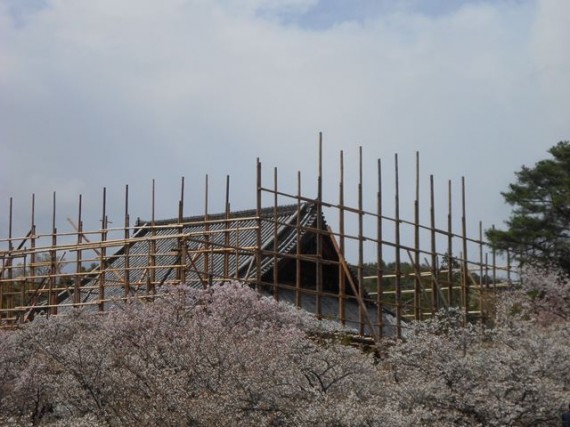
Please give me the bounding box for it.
[0,0,568,243]
[530,0,570,132]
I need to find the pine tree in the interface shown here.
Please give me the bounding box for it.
[487,141,570,273]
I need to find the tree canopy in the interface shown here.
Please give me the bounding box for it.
[487,141,570,273]
[1,274,569,426]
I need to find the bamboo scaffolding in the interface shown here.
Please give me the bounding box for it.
[316,132,323,319]
[295,171,302,308]
[338,152,345,325]
[357,146,364,334]
[394,154,402,337]
[413,152,421,321]
[376,158,383,338]
[0,144,516,336]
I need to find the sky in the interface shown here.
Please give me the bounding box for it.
[1,0,569,258]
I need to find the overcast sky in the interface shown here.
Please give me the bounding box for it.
[1,0,569,251]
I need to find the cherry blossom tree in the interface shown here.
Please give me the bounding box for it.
[0,283,394,426]
[383,268,570,426]
[508,266,570,323]
[0,273,568,426]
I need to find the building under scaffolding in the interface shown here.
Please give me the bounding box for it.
[0,140,515,341]
[51,202,397,337]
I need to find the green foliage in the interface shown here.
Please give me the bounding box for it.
[487,141,570,273]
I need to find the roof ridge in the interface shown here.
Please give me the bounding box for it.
[136,202,315,226]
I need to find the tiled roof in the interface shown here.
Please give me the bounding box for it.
[58,202,322,309]
[50,201,398,336]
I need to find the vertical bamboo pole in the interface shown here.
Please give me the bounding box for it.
[507,250,512,284]
[231,175,238,281]
[484,253,489,287]
[478,221,484,322]
[10,197,15,319]
[0,200,7,321]
[430,175,438,314]
[49,192,57,316]
[224,175,230,282]
[29,194,36,317]
[204,175,211,287]
[99,188,107,312]
[357,146,364,335]
[178,177,186,285]
[295,171,302,307]
[376,158,383,338]
[517,253,524,285]
[461,177,469,324]
[6,198,14,321]
[491,224,497,289]
[338,151,346,325]
[176,179,182,285]
[124,186,131,298]
[447,180,453,306]
[394,154,402,338]
[485,253,489,287]
[482,253,489,325]
[479,221,484,287]
[20,250,26,322]
[149,180,156,295]
[74,195,83,305]
[316,132,323,319]
[256,158,262,293]
[413,152,421,320]
[180,177,185,220]
[0,204,4,321]
[273,167,279,300]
